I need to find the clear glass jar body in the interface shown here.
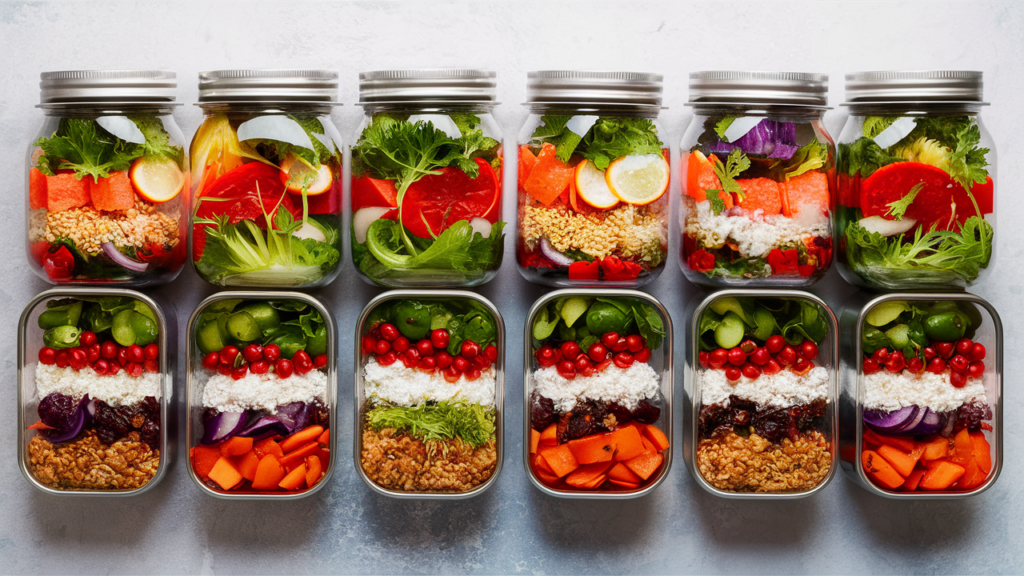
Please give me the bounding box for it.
[26,106,189,286]
[190,104,343,288]
[679,106,835,287]
[350,106,504,288]
[516,109,670,287]
[835,106,995,290]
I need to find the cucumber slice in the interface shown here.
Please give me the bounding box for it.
[714,312,746,349]
[866,301,910,327]
[560,297,590,328]
[884,324,910,349]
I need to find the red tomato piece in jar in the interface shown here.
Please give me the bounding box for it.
[194,163,301,225]
[400,158,499,238]
[860,162,987,231]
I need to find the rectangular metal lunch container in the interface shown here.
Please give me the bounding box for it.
[838,292,1003,499]
[185,291,337,500]
[683,289,838,499]
[18,288,176,496]
[354,289,505,499]
[524,289,674,499]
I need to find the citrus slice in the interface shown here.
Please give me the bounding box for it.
[605,153,669,206]
[129,156,185,203]
[280,156,332,196]
[573,159,619,209]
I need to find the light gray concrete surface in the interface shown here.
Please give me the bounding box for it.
[1,1,1022,574]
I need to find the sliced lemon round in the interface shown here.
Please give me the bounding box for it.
[280,156,333,196]
[574,159,619,209]
[129,156,185,203]
[605,153,670,206]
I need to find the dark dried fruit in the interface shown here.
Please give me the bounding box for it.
[309,398,330,428]
[792,399,826,430]
[139,396,160,421]
[95,402,131,443]
[732,410,751,427]
[38,393,77,429]
[752,406,797,444]
[954,401,992,432]
[530,393,557,431]
[565,414,597,440]
[698,403,732,437]
[606,402,632,424]
[140,420,160,448]
[631,398,661,424]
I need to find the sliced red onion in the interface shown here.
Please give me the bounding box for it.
[539,238,573,267]
[863,406,918,434]
[101,242,149,273]
[274,401,310,433]
[893,407,928,435]
[909,408,943,436]
[239,414,288,439]
[83,395,97,421]
[40,401,85,443]
[201,411,246,445]
[940,409,957,437]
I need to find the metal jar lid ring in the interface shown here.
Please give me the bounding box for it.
[525,70,663,108]
[39,70,177,106]
[198,69,339,104]
[359,69,497,105]
[687,70,829,108]
[844,70,987,105]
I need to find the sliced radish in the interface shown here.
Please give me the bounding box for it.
[292,221,326,243]
[353,207,395,244]
[280,156,332,195]
[469,217,492,238]
[858,215,918,236]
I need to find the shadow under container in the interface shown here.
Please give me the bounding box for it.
[354,290,504,498]
[516,71,670,288]
[27,71,189,286]
[351,69,503,288]
[190,70,344,289]
[684,289,838,498]
[524,289,673,499]
[186,291,337,499]
[838,292,1002,498]
[679,71,835,288]
[18,288,176,495]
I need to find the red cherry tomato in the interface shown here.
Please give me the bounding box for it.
[442,367,461,383]
[535,345,557,368]
[709,348,728,370]
[556,360,576,380]
[626,335,644,353]
[574,355,592,372]
[741,363,761,379]
[727,347,746,366]
[430,329,450,349]
[143,343,159,360]
[612,338,629,352]
[950,371,968,388]
[560,341,581,361]
[243,344,263,362]
[725,367,742,381]
[313,354,328,369]
[38,347,57,365]
[923,346,937,360]
[375,339,392,355]
[871,348,889,363]
[907,357,925,373]
[461,340,480,359]
[220,345,239,365]
[419,356,436,371]
[777,346,798,366]
[86,344,100,363]
[634,348,651,363]
[955,338,974,357]
[126,362,144,377]
[968,361,985,378]
[435,352,453,369]
[93,359,110,375]
[264,344,281,362]
[750,347,771,366]
[453,356,469,372]
[231,364,248,381]
[379,323,399,342]
[377,352,397,367]
[128,344,144,364]
[698,351,709,368]
[926,357,947,374]
[949,355,969,373]
[80,331,97,346]
[250,360,270,374]
[971,343,987,361]
[466,367,482,381]
[484,344,498,361]
[202,352,220,370]
[765,335,786,354]
[613,352,634,369]
[588,344,608,363]
[392,337,410,353]
[884,351,905,373]
[800,341,819,361]
[601,332,620,349]
[417,339,434,357]
[275,359,294,378]
[862,357,881,375]
[143,359,159,373]
[292,350,313,375]
[101,341,117,360]
[936,342,955,359]
[361,335,377,354]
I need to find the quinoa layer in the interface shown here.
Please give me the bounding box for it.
[361,428,496,493]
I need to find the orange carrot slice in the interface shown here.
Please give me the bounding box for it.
[736,178,782,215]
[219,436,254,457]
[608,462,643,484]
[609,426,645,461]
[538,444,579,478]
[278,465,307,491]
[876,444,918,478]
[642,425,670,452]
[970,432,992,474]
[919,460,966,491]
[567,433,616,465]
[252,455,286,490]
[623,451,663,481]
[305,455,323,488]
[862,449,905,489]
[280,425,324,453]
[207,457,243,490]
[191,445,222,480]
[685,151,732,208]
[279,442,320,470]
[523,143,573,205]
[230,450,260,482]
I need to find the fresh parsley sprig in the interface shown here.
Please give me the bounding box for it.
[705,148,751,214]
[885,183,924,221]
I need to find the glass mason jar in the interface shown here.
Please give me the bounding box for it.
[26,70,189,286]
[351,70,503,288]
[190,70,344,288]
[516,71,670,287]
[835,71,995,290]
[679,71,835,287]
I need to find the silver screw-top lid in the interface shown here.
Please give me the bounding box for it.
[687,71,828,108]
[526,70,663,108]
[844,70,986,104]
[39,70,177,106]
[198,70,339,103]
[359,69,497,104]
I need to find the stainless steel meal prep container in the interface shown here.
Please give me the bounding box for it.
[683,289,838,499]
[524,289,674,499]
[354,289,505,499]
[185,291,337,500]
[838,292,1003,499]
[18,288,176,496]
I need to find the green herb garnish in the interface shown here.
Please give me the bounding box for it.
[885,183,924,221]
[365,402,496,449]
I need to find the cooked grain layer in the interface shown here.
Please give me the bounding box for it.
[520,203,666,263]
[696,430,831,493]
[28,430,160,491]
[30,199,180,255]
[361,428,497,492]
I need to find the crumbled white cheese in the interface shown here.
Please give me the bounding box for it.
[34,362,162,406]
[862,370,986,413]
[201,369,328,412]
[700,366,829,408]
[362,357,495,408]
[532,363,661,413]
[685,199,829,258]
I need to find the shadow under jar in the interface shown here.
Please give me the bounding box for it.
[839,293,1001,498]
[835,71,995,291]
[190,70,344,288]
[686,290,837,498]
[186,292,336,499]
[516,71,670,288]
[18,288,174,495]
[354,290,504,498]
[525,289,673,498]
[679,71,835,287]
[350,70,504,288]
[26,71,189,286]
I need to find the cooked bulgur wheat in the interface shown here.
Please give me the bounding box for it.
[361,428,497,492]
[696,430,831,493]
[30,199,180,255]
[520,203,666,262]
[28,430,160,491]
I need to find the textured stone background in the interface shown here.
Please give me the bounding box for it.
[0,1,1022,574]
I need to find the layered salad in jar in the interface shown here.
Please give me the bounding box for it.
[859,300,993,493]
[190,298,331,494]
[682,118,833,282]
[29,117,186,282]
[517,116,669,284]
[26,296,164,491]
[191,114,343,287]
[528,296,669,492]
[359,298,500,493]
[837,115,994,288]
[696,296,832,493]
[350,114,504,286]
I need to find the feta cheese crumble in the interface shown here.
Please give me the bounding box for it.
[34,362,162,406]
[202,369,328,413]
[362,357,496,408]
[862,370,986,413]
[685,200,829,259]
[532,362,661,413]
[700,366,829,408]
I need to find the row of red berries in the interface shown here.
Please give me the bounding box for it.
[38,331,159,377]
[202,343,327,381]
[862,338,987,388]
[699,335,819,381]
[363,323,497,383]
[535,332,652,380]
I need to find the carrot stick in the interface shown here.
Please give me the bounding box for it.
[280,425,324,453]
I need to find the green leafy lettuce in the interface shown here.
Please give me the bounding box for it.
[531,115,664,169]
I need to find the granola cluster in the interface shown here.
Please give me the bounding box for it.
[30,198,180,255]
[696,430,831,493]
[28,430,160,491]
[361,428,496,492]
